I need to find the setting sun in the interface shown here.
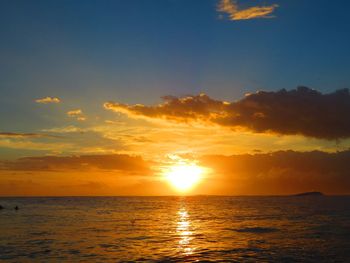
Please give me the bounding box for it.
[165,163,204,192]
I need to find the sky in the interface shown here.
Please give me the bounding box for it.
[1,0,350,196]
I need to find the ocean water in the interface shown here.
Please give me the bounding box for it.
[0,196,349,262]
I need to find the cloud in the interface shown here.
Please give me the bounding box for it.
[0,132,59,139]
[41,125,85,134]
[0,154,152,174]
[67,109,86,121]
[217,0,278,21]
[2,151,349,195]
[200,150,350,195]
[35,96,61,104]
[0,129,129,155]
[104,87,350,140]
[67,109,82,116]
[104,93,227,123]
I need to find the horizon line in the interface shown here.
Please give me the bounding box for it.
[1,194,350,198]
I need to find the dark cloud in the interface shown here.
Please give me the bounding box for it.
[0,154,152,174]
[0,132,60,139]
[104,87,350,140]
[200,150,350,195]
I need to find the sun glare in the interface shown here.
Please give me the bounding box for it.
[165,163,204,192]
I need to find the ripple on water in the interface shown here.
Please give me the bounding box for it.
[0,196,349,262]
[234,227,279,233]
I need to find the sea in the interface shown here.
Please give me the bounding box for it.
[0,196,349,262]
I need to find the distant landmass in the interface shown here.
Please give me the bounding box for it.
[292,191,324,197]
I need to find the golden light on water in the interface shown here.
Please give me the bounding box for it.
[164,163,204,192]
[177,208,194,255]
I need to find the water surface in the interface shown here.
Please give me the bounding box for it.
[0,196,349,262]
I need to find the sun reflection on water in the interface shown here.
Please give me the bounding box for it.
[177,207,194,255]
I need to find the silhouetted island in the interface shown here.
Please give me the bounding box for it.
[293,191,324,197]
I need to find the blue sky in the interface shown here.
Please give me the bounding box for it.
[1,0,350,150]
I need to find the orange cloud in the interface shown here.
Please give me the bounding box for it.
[1,151,349,195]
[0,154,152,174]
[200,150,350,195]
[104,87,350,140]
[41,125,85,133]
[35,96,61,104]
[67,109,86,121]
[217,0,278,21]
[104,93,228,123]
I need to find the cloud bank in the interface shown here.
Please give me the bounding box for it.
[217,0,278,21]
[35,96,61,104]
[2,151,349,195]
[104,87,350,140]
[200,150,350,194]
[0,154,151,174]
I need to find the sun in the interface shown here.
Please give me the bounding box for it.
[164,163,204,192]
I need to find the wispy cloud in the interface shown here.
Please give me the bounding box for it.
[104,87,350,140]
[217,0,278,21]
[35,96,61,104]
[67,109,86,121]
[0,132,59,139]
[41,125,85,134]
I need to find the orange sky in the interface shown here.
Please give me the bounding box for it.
[2,1,350,196]
[1,90,350,196]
